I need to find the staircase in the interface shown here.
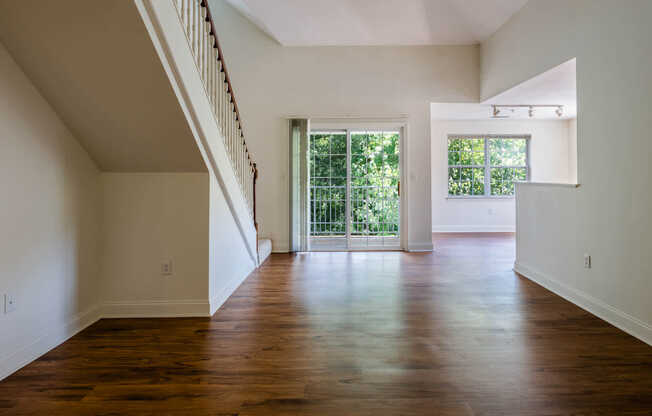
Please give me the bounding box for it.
[137,0,270,265]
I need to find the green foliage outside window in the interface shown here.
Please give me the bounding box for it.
[310,132,400,237]
[448,136,528,197]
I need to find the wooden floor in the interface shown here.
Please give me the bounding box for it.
[1,234,651,415]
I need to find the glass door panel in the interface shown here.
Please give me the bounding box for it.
[310,131,347,250]
[349,131,400,249]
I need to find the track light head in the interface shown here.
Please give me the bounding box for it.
[490,104,564,119]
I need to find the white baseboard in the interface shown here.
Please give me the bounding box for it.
[101,300,211,318]
[432,225,515,233]
[0,286,251,380]
[407,242,434,252]
[271,243,290,253]
[0,299,210,382]
[209,267,252,315]
[514,262,651,346]
[1,296,224,381]
[0,305,102,381]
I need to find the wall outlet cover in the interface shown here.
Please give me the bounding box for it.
[4,293,16,313]
[161,260,173,276]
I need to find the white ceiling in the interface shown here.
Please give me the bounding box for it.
[432,59,577,120]
[225,0,530,46]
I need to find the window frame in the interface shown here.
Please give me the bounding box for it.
[446,134,531,199]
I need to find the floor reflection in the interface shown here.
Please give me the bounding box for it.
[4,233,651,415]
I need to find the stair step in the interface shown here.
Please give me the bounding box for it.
[258,239,272,266]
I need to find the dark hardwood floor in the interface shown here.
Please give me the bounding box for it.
[1,233,651,415]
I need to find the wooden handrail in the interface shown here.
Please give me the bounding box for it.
[176,0,258,237]
[253,162,258,230]
[253,162,259,256]
[199,0,250,165]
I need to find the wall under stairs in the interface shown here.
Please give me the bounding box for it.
[0,0,259,380]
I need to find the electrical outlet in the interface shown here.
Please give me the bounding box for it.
[4,293,16,314]
[488,208,494,215]
[584,254,591,269]
[161,260,173,276]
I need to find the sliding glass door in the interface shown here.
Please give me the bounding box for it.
[309,129,400,250]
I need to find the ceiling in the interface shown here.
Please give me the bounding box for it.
[0,0,206,172]
[225,0,530,46]
[432,59,577,120]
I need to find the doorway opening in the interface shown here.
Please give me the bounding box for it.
[309,129,401,251]
[430,58,577,236]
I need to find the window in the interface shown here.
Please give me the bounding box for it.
[448,135,529,197]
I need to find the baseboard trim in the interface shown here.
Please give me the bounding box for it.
[101,300,211,318]
[407,242,434,252]
[0,299,211,381]
[271,243,290,254]
[1,289,253,380]
[514,262,651,346]
[209,268,252,315]
[432,225,515,233]
[0,305,102,381]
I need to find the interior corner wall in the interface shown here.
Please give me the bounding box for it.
[483,0,652,342]
[431,118,573,232]
[100,172,211,317]
[0,41,102,380]
[208,0,480,252]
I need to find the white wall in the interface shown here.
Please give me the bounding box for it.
[568,118,578,184]
[431,118,575,232]
[208,0,480,252]
[1,1,264,379]
[100,173,211,317]
[99,173,256,318]
[208,174,257,314]
[484,0,652,343]
[0,41,101,379]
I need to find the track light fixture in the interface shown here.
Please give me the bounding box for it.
[490,104,565,119]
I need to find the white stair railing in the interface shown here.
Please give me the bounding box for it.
[173,0,257,229]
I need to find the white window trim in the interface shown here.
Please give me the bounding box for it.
[446,134,531,199]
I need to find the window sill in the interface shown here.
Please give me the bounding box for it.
[446,196,515,200]
[515,181,580,188]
